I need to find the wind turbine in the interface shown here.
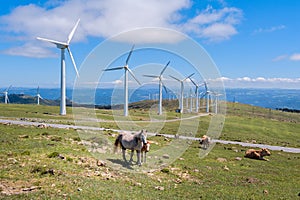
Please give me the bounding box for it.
[36,86,44,105]
[36,19,80,115]
[1,85,12,104]
[169,73,194,113]
[203,82,211,113]
[211,92,222,114]
[104,45,141,116]
[189,78,205,113]
[143,61,170,115]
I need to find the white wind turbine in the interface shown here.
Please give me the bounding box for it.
[36,86,44,105]
[169,73,194,113]
[189,77,205,113]
[104,45,141,116]
[143,61,170,115]
[203,82,211,113]
[211,92,222,114]
[1,85,12,104]
[37,19,80,115]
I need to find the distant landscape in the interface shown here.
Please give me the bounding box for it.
[1,87,300,110]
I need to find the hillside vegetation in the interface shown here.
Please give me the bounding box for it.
[0,102,299,199]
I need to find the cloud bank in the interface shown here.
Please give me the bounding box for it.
[213,76,300,89]
[0,0,243,57]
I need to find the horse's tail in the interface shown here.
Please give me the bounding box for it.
[114,134,122,153]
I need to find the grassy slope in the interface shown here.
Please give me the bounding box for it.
[0,102,300,199]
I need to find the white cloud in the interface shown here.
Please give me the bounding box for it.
[290,53,300,61]
[272,55,288,62]
[0,0,243,57]
[272,53,300,62]
[254,25,286,34]
[214,76,300,89]
[182,6,242,41]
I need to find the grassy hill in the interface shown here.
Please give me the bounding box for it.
[0,102,299,199]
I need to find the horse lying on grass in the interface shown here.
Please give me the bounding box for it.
[245,148,271,161]
[114,129,147,166]
[199,135,211,149]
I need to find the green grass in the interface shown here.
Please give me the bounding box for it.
[0,102,300,199]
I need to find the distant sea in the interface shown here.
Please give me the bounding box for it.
[4,87,300,110]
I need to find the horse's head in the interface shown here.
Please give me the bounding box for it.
[139,129,147,145]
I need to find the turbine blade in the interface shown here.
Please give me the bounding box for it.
[103,67,124,71]
[67,19,80,44]
[125,45,135,65]
[36,37,67,47]
[67,47,79,77]
[189,77,197,87]
[204,82,208,91]
[162,81,168,93]
[183,73,195,81]
[37,86,40,94]
[6,85,12,92]
[169,75,181,82]
[143,75,159,78]
[127,68,141,85]
[160,61,170,76]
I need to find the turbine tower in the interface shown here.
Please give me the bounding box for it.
[189,77,205,113]
[169,73,194,113]
[104,45,141,116]
[1,85,12,104]
[37,19,80,115]
[203,82,211,113]
[143,61,170,115]
[36,86,44,105]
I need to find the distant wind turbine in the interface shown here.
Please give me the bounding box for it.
[211,92,222,114]
[144,61,170,115]
[189,77,205,113]
[37,19,80,115]
[104,45,141,116]
[169,73,194,113]
[202,82,211,113]
[1,85,12,104]
[36,86,43,105]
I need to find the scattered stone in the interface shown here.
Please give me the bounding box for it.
[162,154,170,159]
[37,123,47,128]
[235,157,242,161]
[77,188,82,192]
[217,158,227,162]
[97,160,106,167]
[19,135,29,139]
[193,169,199,173]
[155,186,164,191]
[223,165,229,171]
[179,157,184,161]
[22,186,41,192]
[174,178,182,184]
[263,190,268,195]
[134,182,142,187]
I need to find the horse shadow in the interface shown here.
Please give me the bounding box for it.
[107,158,135,170]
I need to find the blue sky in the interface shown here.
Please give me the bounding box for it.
[0,0,300,89]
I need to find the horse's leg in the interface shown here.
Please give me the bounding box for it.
[144,152,147,163]
[122,148,127,162]
[129,150,134,163]
[141,151,144,163]
[137,150,141,166]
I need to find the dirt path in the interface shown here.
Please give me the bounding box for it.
[1,118,299,154]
